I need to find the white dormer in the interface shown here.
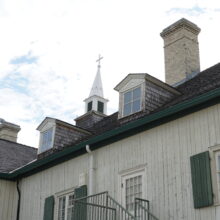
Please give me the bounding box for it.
[114,73,181,119]
[114,74,146,118]
[84,55,108,115]
[37,117,91,155]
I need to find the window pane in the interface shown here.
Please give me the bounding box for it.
[123,87,141,117]
[124,91,132,104]
[67,207,74,220]
[67,194,74,220]
[68,194,74,206]
[58,197,66,220]
[41,128,53,152]
[58,193,75,220]
[132,100,141,113]
[125,175,142,212]
[124,103,131,116]
[133,87,141,100]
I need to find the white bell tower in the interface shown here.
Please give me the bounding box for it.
[84,55,108,114]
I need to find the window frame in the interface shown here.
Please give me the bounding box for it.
[119,165,146,212]
[38,127,55,154]
[122,85,142,117]
[55,188,75,220]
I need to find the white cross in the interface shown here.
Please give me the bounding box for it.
[96,54,103,66]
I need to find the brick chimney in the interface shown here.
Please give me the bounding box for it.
[160,18,201,85]
[0,118,21,142]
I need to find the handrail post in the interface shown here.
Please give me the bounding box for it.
[134,198,137,219]
[106,192,108,220]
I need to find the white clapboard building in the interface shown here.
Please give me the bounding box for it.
[1,18,220,220]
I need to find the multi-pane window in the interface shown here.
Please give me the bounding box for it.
[40,128,53,153]
[58,193,75,220]
[125,175,142,211]
[58,196,66,220]
[123,87,141,117]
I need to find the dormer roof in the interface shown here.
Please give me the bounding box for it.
[114,73,181,95]
[37,117,91,135]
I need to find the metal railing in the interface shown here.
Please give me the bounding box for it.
[135,198,159,220]
[75,200,116,220]
[73,192,159,220]
[107,194,135,220]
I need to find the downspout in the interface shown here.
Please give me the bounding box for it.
[16,179,21,220]
[86,145,95,195]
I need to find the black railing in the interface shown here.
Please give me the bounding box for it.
[107,194,135,220]
[135,198,159,220]
[73,192,159,220]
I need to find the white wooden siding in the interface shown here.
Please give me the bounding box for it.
[18,103,220,220]
[0,180,18,220]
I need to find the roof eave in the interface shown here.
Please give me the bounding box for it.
[2,86,220,181]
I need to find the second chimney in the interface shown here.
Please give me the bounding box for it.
[160,18,201,85]
[0,118,20,142]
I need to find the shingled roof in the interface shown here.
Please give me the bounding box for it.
[1,63,220,180]
[167,63,220,106]
[0,139,37,173]
[2,63,220,170]
[84,63,220,136]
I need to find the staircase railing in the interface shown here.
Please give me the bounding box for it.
[74,200,116,220]
[135,198,159,220]
[74,191,159,220]
[74,192,113,220]
[107,194,135,220]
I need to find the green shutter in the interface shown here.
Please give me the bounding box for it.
[190,151,213,208]
[74,185,87,220]
[43,196,54,220]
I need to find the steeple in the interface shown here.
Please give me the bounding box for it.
[89,55,104,97]
[84,55,108,114]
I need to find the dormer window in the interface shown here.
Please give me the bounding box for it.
[123,87,141,117]
[41,128,53,152]
[114,73,180,119]
[37,117,91,155]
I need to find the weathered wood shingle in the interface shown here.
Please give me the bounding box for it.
[0,139,37,172]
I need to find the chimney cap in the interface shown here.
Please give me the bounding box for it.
[0,118,20,131]
[160,18,201,38]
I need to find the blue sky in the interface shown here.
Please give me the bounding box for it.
[10,51,38,65]
[0,0,220,147]
[167,5,206,16]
